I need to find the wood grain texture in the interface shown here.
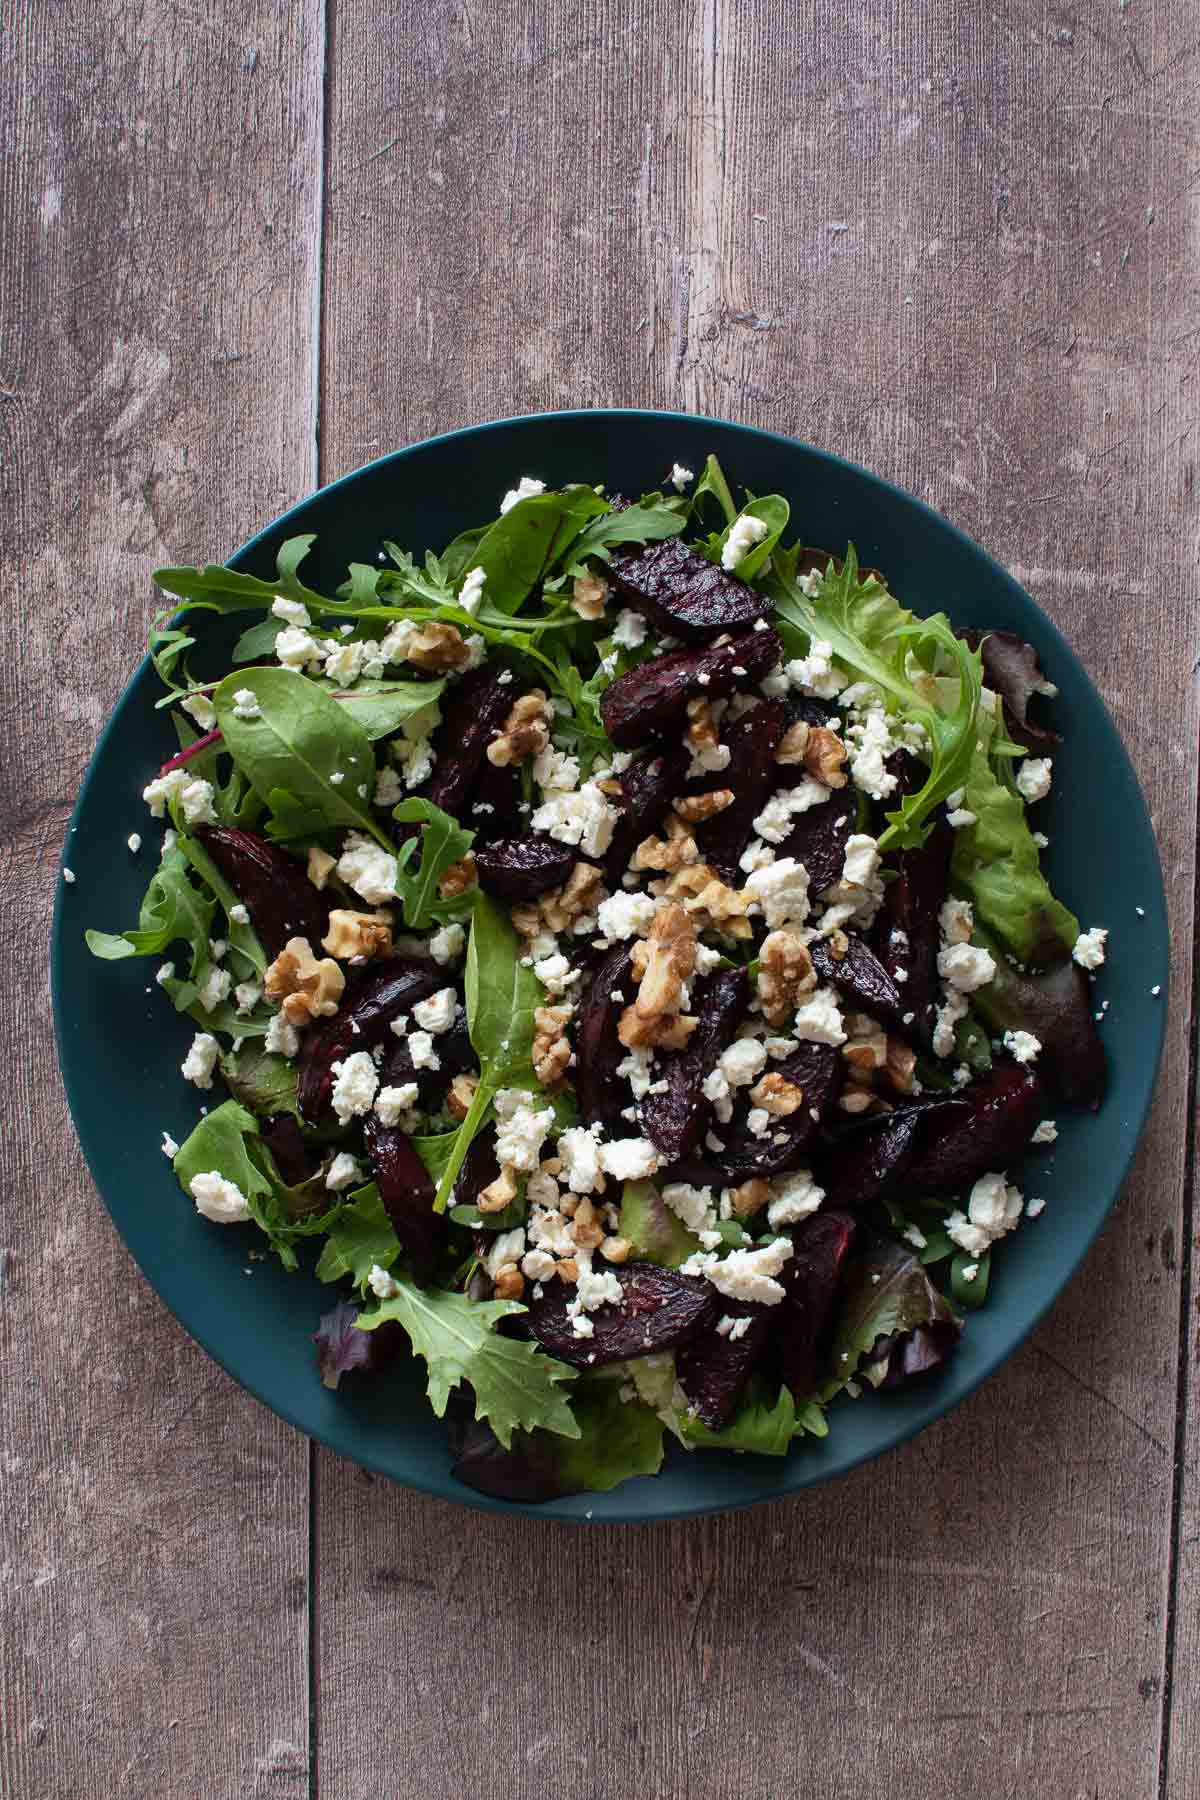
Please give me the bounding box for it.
[0,5,323,1797]
[315,4,1199,1799]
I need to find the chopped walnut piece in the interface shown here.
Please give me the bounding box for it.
[749,1072,806,1116]
[673,789,735,824]
[634,902,695,1020]
[882,1035,917,1095]
[662,864,753,939]
[555,1257,580,1284]
[838,1088,874,1115]
[685,697,721,758]
[599,1236,631,1264]
[322,909,394,961]
[447,1072,479,1120]
[486,690,552,768]
[510,901,542,940]
[571,570,609,619]
[404,620,472,672]
[805,725,849,789]
[571,1198,606,1252]
[478,1163,519,1213]
[617,1004,700,1051]
[757,928,816,1024]
[264,936,346,1025]
[630,825,700,873]
[438,854,477,900]
[532,1002,573,1087]
[307,846,337,890]
[775,720,811,765]
[729,1178,771,1220]
[492,1265,525,1300]
[539,860,604,933]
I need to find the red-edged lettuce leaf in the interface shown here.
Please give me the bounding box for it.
[822,1235,961,1399]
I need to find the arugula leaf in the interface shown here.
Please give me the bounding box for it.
[469,487,609,614]
[822,1235,960,1399]
[153,533,329,617]
[691,453,738,527]
[85,845,214,971]
[950,733,1078,965]
[211,668,388,848]
[356,1279,579,1448]
[391,798,476,930]
[172,1100,312,1268]
[565,501,685,569]
[232,618,281,662]
[715,494,790,581]
[177,831,267,977]
[432,895,544,1213]
[315,1185,400,1289]
[681,1382,826,1455]
[769,545,984,850]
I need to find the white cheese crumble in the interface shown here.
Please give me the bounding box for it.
[718,1039,768,1088]
[784,638,843,700]
[499,475,546,513]
[181,1031,219,1089]
[557,1125,604,1194]
[272,596,311,627]
[721,511,770,570]
[161,1131,179,1158]
[946,1171,1023,1257]
[1072,927,1108,969]
[531,781,618,858]
[612,609,647,650]
[374,1082,420,1126]
[458,566,486,614]
[532,745,582,793]
[845,707,898,799]
[766,1168,825,1228]
[493,1089,555,1172]
[181,691,216,731]
[716,1314,753,1341]
[127,833,142,853]
[793,986,846,1046]
[325,1152,361,1191]
[368,1263,400,1299]
[939,898,974,945]
[1015,757,1053,802]
[662,1182,717,1234]
[597,1137,660,1181]
[937,942,996,993]
[669,463,694,491]
[1002,1029,1041,1063]
[683,1236,794,1305]
[330,1051,380,1123]
[231,688,262,720]
[932,989,969,1057]
[234,981,261,1016]
[743,856,810,928]
[412,988,458,1035]
[265,1012,300,1058]
[275,625,323,670]
[429,922,466,965]
[1032,1119,1058,1144]
[189,1171,252,1223]
[484,1228,527,1279]
[597,891,657,942]
[373,766,404,808]
[753,779,831,844]
[406,1030,440,1071]
[196,966,232,1013]
[336,833,399,905]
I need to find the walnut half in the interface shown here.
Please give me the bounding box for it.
[322,909,394,961]
[405,621,473,672]
[264,936,346,1025]
[757,928,816,1024]
[486,691,552,767]
[532,1003,573,1087]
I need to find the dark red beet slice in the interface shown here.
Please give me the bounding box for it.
[378,1011,474,1106]
[467,757,524,842]
[362,1119,446,1286]
[810,932,907,1034]
[296,959,443,1122]
[575,945,637,1127]
[970,947,1106,1110]
[717,1041,844,1179]
[609,536,774,640]
[773,1211,859,1401]
[419,668,515,817]
[452,1130,502,1210]
[960,629,1060,754]
[775,791,857,894]
[603,746,690,882]
[474,834,577,901]
[525,1261,718,1368]
[195,826,329,959]
[600,628,782,749]
[676,1300,772,1429]
[640,968,749,1161]
[694,699,789,876]
[260,1113,317,1188]
[815,1110,923,1208]
[899,1058,1044,1196]
[871,759,952,1048]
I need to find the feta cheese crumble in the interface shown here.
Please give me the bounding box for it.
[937,942,996,993]
[412,988,458,1035]
[793,987,846,1046]
[766,1168,825,1228]
[374,1082,420,1126]
[1031,1119,1058,1144]
[557,1125,604,1195]
[336,833,398,905]
[683,1237,794,1305]
[1015,757,1053,802]
[189,1171,252,1223]
[721,511,770,570]
[430,922,466,965]
[181,1032,219,1089]
[231,688,262,720]
[324,1152,361,1191]
[1002,1029,1041,1063]
[368,1263,400,1299]
[612,609,647,650]
[499,475,546,514]
[1072,927,1108,970]
[744,856,810,928]
[330,1051,380,1123]
[493,1089,555,1172]
[596,891,657,942]
[531,781,618,858]
[597,1137,660,1182]
[458,566,486,613]
[669,463,694,491]
[946,1171,1023,1257]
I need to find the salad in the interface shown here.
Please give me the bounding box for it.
[83,456,1109,1501]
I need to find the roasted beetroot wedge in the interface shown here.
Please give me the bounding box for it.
[576,945,637,1126]
[961,629,1061,754]
[603,746,690,882]
[773,1211,859,1401]
[378,1011,474,1105]
[970,944,1106,1110]
[717,1041,844,1179]
[260,1113,317,1188]
[695,699,789,876]
[467,757,524,841]
[297,959,443,1122]
[419,668,516,817]
[452,1129,502,1211]
[815,1110,923,1208]
[776,791,857,895]
[810,932,908,1033]
[525,1261,718,1368]
[362,1118,446,1286]
[640,968,749,1161]
[195,826,328,958]
[899,1059,1044,1196]
[600,628,782,748]
[872,767,952,1047]
[474,835,577,901]
[677,1300,771,1428]
[609,536,774,640]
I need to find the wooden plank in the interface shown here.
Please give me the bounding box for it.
[313,4,1198,1798]
[0,6,324,1797]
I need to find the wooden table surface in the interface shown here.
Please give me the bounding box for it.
[4,4,1199,1796]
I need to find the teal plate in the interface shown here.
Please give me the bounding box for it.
[52,410,1169,1522]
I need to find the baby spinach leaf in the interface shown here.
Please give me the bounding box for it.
[690,453,738,527]
[716,493,790,581]
[332,679,444,741]
[85,846,215,973]
[232,619,281,662]
[470,488,609,615]
[391,797,476,930]
[356,1279,579,1448]
[212,668,389,848]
